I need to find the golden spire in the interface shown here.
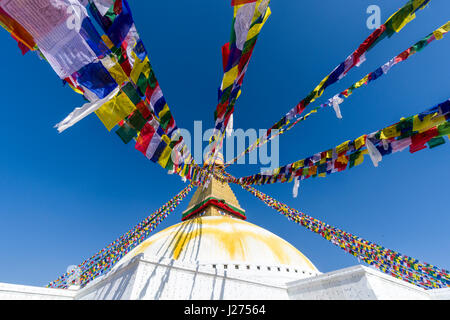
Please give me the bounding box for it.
[181,153,245,221]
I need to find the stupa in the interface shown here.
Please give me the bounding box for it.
[0,154,448,299]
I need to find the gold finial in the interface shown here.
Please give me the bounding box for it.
[181,153,245,221]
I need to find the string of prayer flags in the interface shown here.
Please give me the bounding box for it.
[225,20,449,166]
[0,0,123,126]
[229,99,450,187]
[1,0,447,293]
[339,21,450,103]
[79,1,197,175]
[0,0,196,176]
[1,0,222,286]
[223,168,450,290]
[208,0,271,155]
[202,0,271,188]
[213,0,271,135]
[224,0,432,166]
[282,0,431,116]
[47,183,193,289]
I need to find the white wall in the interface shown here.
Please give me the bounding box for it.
[0,262,444,300]
[287,265,431,300]
[428,288,450,300]
[131,259,289,300]
[75,255,289,300]
[0,282,75,300]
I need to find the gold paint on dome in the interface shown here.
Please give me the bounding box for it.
[131,216,318,271]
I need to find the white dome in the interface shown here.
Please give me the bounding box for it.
[114,216,318,273]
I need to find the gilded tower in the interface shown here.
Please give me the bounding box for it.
[181,153,246,221]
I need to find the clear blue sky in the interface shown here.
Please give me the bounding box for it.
[0,1,449,287]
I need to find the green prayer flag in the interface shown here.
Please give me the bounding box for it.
[128,110,147,131]
[148,69,157,89]
[159,110,172,130]
[137,73,148,96]
[116,123,137,144]
[427,137,445,149]
[396,117,414,139]
[105,6,118,24]
[219,86,232,105]
[303,167,309,176]
[242,36,257,55]
[437,122,450,136]
[122,82,142,106]
[384,0,423,37]
[413,35,431,53]
[230,17,237,45]
[349,151,362,168]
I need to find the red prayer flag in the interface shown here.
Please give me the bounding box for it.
[222,43,230,72]
[135,118,156,154]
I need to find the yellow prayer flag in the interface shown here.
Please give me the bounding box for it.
[246,6,271,41]
[158,144,173,168]
[222,65,239,89]
[162,134,171,145]
[101,56,128,86]
[336,140,350,154]
[380,125,400,139]
[110,65,128,86]
[393,13,416,33]
[95,91,136,131]
[354,135,366,150]
[294,159,304,169]
[158,103,170,120]
[432,22,450,40]
[385,0,426,34]
[324,150,332,160]
[433,30,443,40]
[412,113,445,133]
[246,22,262,41]
[354,74,369,89]
[311,75,330,102]
[353,150,366,167]
[262,6,272,25]
[441,21,450,32]
[130,52,151,84]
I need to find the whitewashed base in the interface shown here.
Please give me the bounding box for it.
[0,258,447,300]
